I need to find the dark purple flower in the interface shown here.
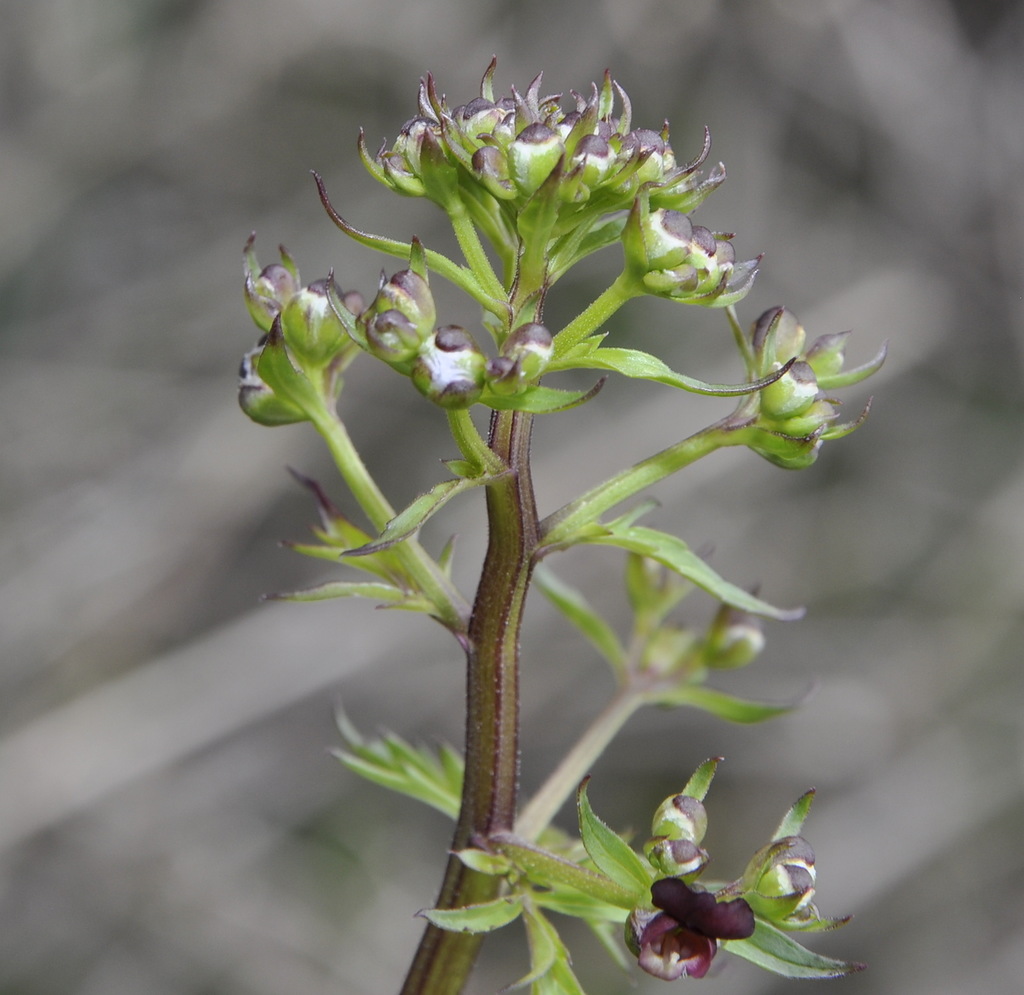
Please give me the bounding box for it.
[634,878,755,981]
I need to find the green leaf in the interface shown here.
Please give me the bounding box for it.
[724,919,865,979]
[490,831,638,909]
[345,477,484,556]
[681,757,722,801]
[481,380,605,414]
[531,886,628,923]
[419,896,524,934]
[265,580,427,608]
[582,524,804,621]
[533,565,625,671]
[502,905,587,995]
[333,713,463,819]
[255,319,325,414]
[453,848,513,876]
[554,342,789,397]
[648,685,804,723]
[576,779,652,899]
[771,789,816,840]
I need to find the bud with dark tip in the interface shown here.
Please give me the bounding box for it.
[741,835,817,924]
[359,268,437,371]
[702,603,765,670]
[243,237,301,333]
[411,325,486,408]
[486,322,553,395]
[237,337,309,426]
[279,278,349,369]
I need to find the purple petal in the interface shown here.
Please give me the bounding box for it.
[651,878,755,940]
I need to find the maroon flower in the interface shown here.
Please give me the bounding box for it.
[634,878,755,981]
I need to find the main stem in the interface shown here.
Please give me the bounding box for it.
[399,408,538,995]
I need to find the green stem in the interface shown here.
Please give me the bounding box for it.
[540,422,729,545]
[551,271,639,359]
[311,408,469,630]
[446,199,508,304]
[399,409,538,995]
[515,688,643,842]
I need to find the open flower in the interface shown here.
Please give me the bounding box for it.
[629,878,755,981]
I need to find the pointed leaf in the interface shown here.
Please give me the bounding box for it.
[265,580,416,605]
[681,757,722,801]
[502,906,587,995]
[490,832,639,909]
[582,524,803,621]
[576,779,652,898]
[345,477,483,556]
[533,565,625,670]
[555,343,790,397]
[772,789,816,840]
[453,848,513,876]
[724,919,865,979]
[255,318,325,414]
[482,380,605,414]
[649,684,804,723]
[419,896,524,934]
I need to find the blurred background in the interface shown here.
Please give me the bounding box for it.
[2,0,1022,992]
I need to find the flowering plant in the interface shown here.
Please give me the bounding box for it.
[237,61,881,993]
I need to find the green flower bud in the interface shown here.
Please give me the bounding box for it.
[508,122,565,195]
[759,361,821,420]
[804,330,851,378]
[571,133,614,189]
[237,337,308,426]
[702,604,765,670]
[360,269,436,369]
[651,793,708,845]
[487,322,553,394]
[279,278,348,369]
[644,837,709,879]
[471,145,517,200]
[742,836,817,923]
[752,307,807,365]
[411,325,486,408]
[243,236,301,333]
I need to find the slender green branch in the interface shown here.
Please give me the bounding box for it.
[551,271,640,359]
[540,421,731,545]
[446,408,505,475]
[310,408,469,630]
[446,199,509,302]
[516,689,644,842]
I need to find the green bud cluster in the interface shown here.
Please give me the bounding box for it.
[364,61,725,219]
[239,237,363,425]
[730,306,886,469]
[622,195,760,307]
[644,791,710,880]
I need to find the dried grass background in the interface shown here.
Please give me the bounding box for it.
[2,0,1023,992]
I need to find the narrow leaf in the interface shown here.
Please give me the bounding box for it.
[482,380,605,414]
[418,896,524,934]
[681,757,722,801]
[265,580,412,604]
[649,685,804,723]
[724,920,865,979]
[576,779,652,897]
[558,344,790,396]
[583,524,803,621]
[346,477,482,556]
[533,565,625,670]
[772,789,816,840]
[490,832,639,909]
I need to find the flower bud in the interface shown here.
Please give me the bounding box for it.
[360,269,436,369]
[742,836,817,923]
[508,122,564,195]
[645,837,709,879]
[759,361,821,420]
[752,307,806,365]
[804,330,851,378]
[702,604,765,670]
[487,322,553,394]
[237,338,309,426]
[279,279,348,368]
[650,793,708,845]
[243,238,301,333]
[411,325,486,408]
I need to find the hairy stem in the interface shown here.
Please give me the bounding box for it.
[399,408,538,995]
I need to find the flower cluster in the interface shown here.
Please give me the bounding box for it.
[365,60,724,219]
[729,306,886,468]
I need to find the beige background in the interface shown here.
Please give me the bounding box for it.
[1,0,1022,992]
